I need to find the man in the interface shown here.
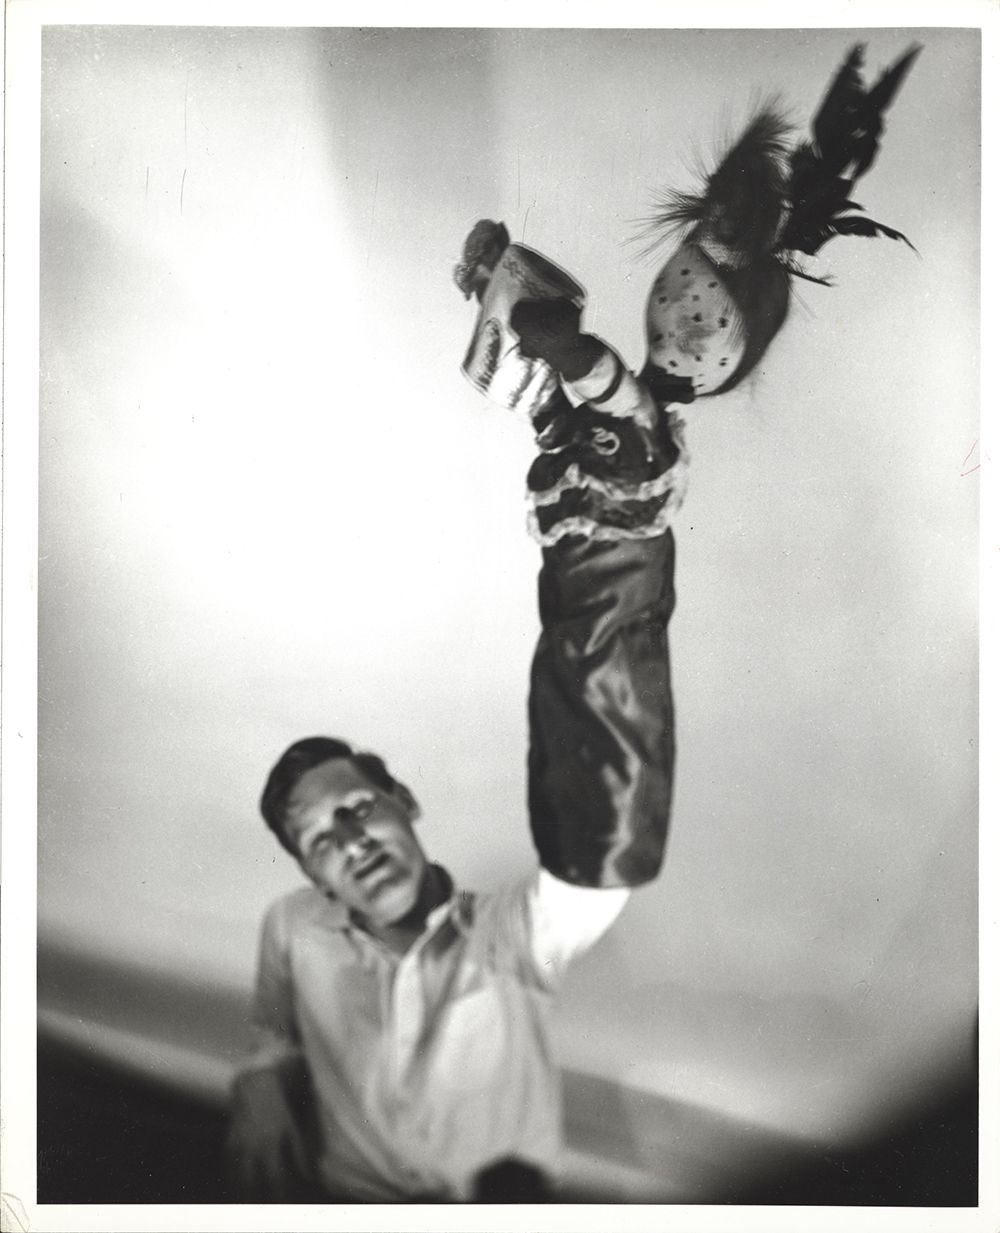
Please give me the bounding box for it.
[226,223,690,1203]
[226,737,636,1202]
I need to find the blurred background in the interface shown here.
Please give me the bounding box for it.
[36,25,979,1204]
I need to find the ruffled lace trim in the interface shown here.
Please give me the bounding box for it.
[527,408,691,546]
[528,490,684,546]
[530,454,687,507]
[529,406,691,507]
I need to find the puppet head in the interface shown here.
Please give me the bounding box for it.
[641,43,920,399]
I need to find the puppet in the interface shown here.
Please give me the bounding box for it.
[455,44,921,890]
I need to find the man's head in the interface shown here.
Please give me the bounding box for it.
[260,737,428,929]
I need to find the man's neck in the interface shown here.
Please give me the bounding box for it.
[353,864,452,956]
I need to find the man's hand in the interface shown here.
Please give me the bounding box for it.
[225,1064,317,1201]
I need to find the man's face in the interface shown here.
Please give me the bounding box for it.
[282,757,428,929]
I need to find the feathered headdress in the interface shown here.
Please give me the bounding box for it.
[640,43,921,396]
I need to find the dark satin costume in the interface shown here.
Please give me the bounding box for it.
[529,528,677,888]
[523,382,686,889]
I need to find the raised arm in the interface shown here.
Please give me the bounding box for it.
[514,300,691,889]
[454,224,691,891]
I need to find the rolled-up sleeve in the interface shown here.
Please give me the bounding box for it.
[484,870,630,990]
[526,868,629,985]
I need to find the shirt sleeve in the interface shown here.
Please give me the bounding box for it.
[237,897,304,1075]
[522,868,630,988]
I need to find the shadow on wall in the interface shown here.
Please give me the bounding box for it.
[37,940,978,1205]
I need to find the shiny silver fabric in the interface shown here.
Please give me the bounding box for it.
[461,244,585,417]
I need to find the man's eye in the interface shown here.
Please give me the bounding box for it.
[353,799,374,820]
[310,832,334,854]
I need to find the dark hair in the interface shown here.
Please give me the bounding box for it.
[259,736,399,856]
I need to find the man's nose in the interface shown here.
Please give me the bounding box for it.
[333,809,370,851]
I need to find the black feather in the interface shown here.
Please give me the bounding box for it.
[811,42,866,168]
[780,43,922,259]
[867,44,923,115]
[779,256,835,287]
[822,214,916,250]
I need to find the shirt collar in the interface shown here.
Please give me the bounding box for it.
[318,864,472,942]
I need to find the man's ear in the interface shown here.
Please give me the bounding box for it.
[394,782,421,822]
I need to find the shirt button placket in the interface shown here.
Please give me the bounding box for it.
[391,950,423,1083]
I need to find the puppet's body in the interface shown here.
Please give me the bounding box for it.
[455,42,920,890]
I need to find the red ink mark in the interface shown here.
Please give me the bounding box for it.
[960,440,981,476]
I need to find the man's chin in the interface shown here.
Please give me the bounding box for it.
[361,877,421,928]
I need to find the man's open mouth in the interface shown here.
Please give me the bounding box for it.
[353,851,393,884]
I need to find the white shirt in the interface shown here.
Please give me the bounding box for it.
[241,868,628,1201]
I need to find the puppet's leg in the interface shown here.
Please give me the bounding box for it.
[515,305,692,888]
